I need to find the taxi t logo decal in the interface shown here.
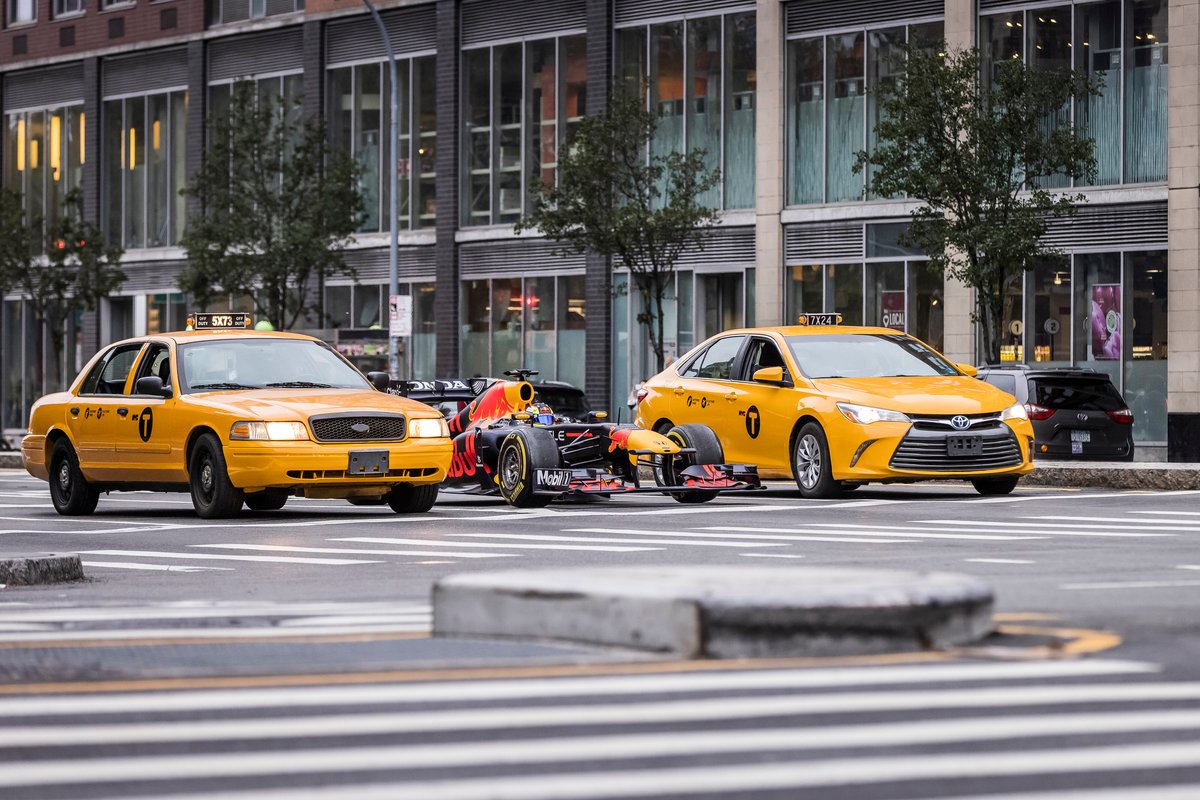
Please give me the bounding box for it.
[138,407,154,442]
[742,405,761,439]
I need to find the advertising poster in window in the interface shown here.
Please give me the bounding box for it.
[1091,283,1121,360]
[881,290,906,331]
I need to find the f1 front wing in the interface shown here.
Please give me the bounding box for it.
[532,464,762,496]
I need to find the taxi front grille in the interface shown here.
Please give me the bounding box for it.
[309,414,406,442]
[889,431,1023,472]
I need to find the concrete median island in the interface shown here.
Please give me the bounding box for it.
[0,554,85,587]
[433,566,995,659]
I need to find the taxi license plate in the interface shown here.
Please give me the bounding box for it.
[1070,429,1091,443]
[349,450,389,475]
[947,435,983,457]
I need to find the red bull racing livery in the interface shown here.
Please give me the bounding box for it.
[392,371,761,508]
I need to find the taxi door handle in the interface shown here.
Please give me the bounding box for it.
[724,392,737,402]
[673,387,686,396]
[117,407,129,417]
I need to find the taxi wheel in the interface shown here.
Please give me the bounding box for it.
[49,439,100,516]
[386,484,439,514]
[245,490,288,511]
[189,433,245,519]
[662,424,723,504]
[971,476,1020,496]
[498,428,560,509]
[793,422,841,499]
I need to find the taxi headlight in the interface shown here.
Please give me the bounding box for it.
[229,421,310,441]
[836,402,911,425]
[408,417,450,438]
[1000,402,1029,422]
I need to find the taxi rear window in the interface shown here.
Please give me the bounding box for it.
[785,334,958,379]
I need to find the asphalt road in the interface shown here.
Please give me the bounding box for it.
[1,471,1200,799]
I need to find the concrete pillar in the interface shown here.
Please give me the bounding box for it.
[585,0,614,410]
[1167,0,1200,460]
[754,0,785,327]
[938,0,977,365]
[434,0,461,378]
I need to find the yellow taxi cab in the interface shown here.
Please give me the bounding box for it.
[634,314,1034,498]
[22,313,452,518]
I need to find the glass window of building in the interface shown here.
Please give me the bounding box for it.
[462,35,587,227]
[3,104,84,245]
[617,11,756,211]
[7,0,35,23]
[209,0,303,25]
[980,0,1167,187]
[327,56,437,232]
[102,91,188,249]
[787,19,943,205]
[53,0,82,17]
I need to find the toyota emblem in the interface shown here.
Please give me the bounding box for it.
[950,415,971,430]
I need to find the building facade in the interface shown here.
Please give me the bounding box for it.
[0,0,1194,461]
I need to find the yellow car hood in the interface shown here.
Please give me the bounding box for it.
[811,376,1014,416]
[189,389,440,420]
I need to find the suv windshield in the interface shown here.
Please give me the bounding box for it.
[1032,377,1124,411]
[785,334,959,379]
[178,339,371,392]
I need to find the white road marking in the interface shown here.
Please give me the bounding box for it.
[0,602,430,623]
[445,532,790,548]
[110,744,1200,800]
[566,526,917,544]
[276,614,430,627]
[9,716,1200,790]
[79,550,385,566]
[965,558,1035,565]
[1032,515,1200,529]
[965,490,1200,504]
[1138,510,1200,517]
[1062,580,1200,590]
[333,537,661,553]
[704,525,1028,542]
[0,659,1159,718]
[740,553,807,559]
[82,561,236,573]
[918,520,1174,537]
[0,624,430,644]
[191,544,519,559]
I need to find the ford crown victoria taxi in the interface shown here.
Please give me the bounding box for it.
[634,317,1034,498]
[22,315,452,518]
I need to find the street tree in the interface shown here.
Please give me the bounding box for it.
[0,189,126,394]
[854,44,1096,363]
[180,80,364,330]
[515,87,720,374]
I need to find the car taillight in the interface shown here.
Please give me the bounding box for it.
[635,387,649,405]
[1024,403,1055,421]
[1107,407,1134,424]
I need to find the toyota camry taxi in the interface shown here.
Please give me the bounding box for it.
[634,315,1034,497]
[22,313,452,518]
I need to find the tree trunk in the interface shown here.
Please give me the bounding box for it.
[653,284,666,375]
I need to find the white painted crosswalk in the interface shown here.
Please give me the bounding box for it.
[1,657,1197,800]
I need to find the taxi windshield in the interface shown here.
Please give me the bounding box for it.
[178,339,371,392]
[785,333,959,379]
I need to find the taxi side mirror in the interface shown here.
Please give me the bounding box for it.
[134,376,172,398]
[957,363,979,378]
[752,366,791,386]
[367,371,391,392]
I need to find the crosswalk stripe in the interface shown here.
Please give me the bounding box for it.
[333,536,662,553]
[82,561,236,573]
[0,624,429,645]
[78,550,386,565]
[190,544,520,559]
[444,532,791,548]
[1138,511,1200,517]
[917,520,1174,537]
[8,682,1200,749]
[109,743,1200,800]
[704,525,1035,541]
[0,659,1158,718]
[0,603,430,623]
[930,787,1200,800]
[1032,515,1200,529]
[567,527,919,543]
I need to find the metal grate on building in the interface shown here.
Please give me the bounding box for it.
[340,246,436,283]
[462,0,586,44]
[326,6,437,65]
[786,0,942,36]
[785,223,865,262]
[209,27,304,82]
[1042,203,1167,252]
[676,226,754,270]
[102,48,188,98]
[615,0,752,26]
[3,64,83,111]
[460,239,587,277]
[117,261,188,293]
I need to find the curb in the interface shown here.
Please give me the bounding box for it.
[0,555,85,587]
[433,566,994,658]
[0,452,22,470]
[1028,462,1200,491]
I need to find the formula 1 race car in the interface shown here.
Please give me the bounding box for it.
[390,371,761,508]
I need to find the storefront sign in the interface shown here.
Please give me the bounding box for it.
[389,294,412,338]
[881,291,905,331]
[1091,283,1121,360]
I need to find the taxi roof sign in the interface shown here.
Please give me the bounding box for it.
[797,313,842,326]
[188,312,252,330]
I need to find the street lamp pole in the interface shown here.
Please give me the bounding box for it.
[362,0,400,378]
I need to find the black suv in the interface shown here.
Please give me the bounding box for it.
[974,366,1134,461]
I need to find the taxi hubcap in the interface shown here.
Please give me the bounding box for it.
[57,462,71,493]
[796,435,822,489]
[200,462,214,496]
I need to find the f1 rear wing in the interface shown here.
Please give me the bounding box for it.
[386,378,489,405]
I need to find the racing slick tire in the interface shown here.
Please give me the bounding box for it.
[49,439,100,516]
[971,475,1020,496]
[386,483,439,514]
[245,489,289,511]
[189,433,245,519]
[498,427,561,509]
[793,422,841,499]
[661,423,723,504]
